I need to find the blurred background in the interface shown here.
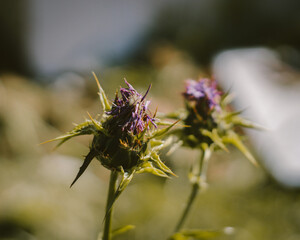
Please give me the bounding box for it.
[1,0,300,239]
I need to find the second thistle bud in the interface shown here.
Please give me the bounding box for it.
[182,78,222,148]
[166,77,258,166]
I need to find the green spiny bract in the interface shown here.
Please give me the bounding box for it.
[165,78,260,166]
[44,73,176,189]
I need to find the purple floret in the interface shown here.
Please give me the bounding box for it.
[106,80,156,135]
[183,78,221,111]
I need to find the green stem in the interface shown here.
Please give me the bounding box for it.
[174,149,210,232]
[174,182,199,232]
[103,170,118,240]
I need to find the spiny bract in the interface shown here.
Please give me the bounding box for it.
[165,77,260,166]
[44,73,176,192]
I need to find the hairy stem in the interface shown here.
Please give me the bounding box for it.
[103,170,118,240]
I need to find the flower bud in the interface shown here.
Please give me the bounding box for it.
[44,75,176,187]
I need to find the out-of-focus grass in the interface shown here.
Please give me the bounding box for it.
[0,48,300,240]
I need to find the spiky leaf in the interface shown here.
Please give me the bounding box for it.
[150,120,179,139]
[92,72,111,112]
[42,121,99,148]
[222,131,258,166]
[70,149,97,187]
[201,129,228,152]
[136,162,169,178]
[150,151,176,176]
[112,225,135,237]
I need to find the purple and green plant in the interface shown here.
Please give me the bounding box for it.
[44,73,176,240]
[43,73,260,240]
[164,77,260,239]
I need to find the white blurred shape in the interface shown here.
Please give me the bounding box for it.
[26,0,173,75]
[213,48,300,187]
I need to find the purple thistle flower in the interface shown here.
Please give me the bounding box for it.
[106,80,157,135]
[183,78,221,111]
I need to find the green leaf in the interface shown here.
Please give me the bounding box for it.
[86,112,107,133]
[220,92,234,106]
[224,110,244,120]
[150,120,180,139]
[41,120,98,148]
[150,136,173,152]
[231,115,265,130]
[201,129,228,152]
[169,229,222,240]
[222,131,258,166]
[150,151,176,176]
[136,162,169,178]
[92,72,111,112]
[166,139,183,156]
[70,149,97,187]
[150,139,164,148]
[169,233,188,240]
[112,225,135,237]
[98,225,136,240]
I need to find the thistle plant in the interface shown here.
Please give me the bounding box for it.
[165,78,259,238]
[44,73,176,240]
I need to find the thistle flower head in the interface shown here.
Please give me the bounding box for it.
[183,78,221,112]
[44,74,176,191]
[105,80,156,135]
[165,76,258,166]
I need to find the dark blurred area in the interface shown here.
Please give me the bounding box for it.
[1,0,300,76]
[145,0,300,67]
[0,1,29,75]
[1,1,300,240]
